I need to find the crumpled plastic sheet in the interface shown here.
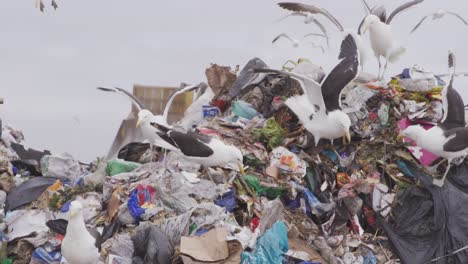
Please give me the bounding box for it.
[380,161,468,264]
[214,188,236,212]
[158,203,229,246]
[270,147,307,177]
[342,85,379,114]
[294,184,334,216]
[258,198,284,236]
[101,233,134,264]
[40,153,82,182]
[73,192,102,223]
[5,209,49,241]
[5,177,58,212]
[132,224,173,264]
[241,221,289,263]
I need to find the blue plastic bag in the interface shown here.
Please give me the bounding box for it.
[128,190,145,221]
[31,247,62,263]
[241,221,289,263]
[214,188,236,212]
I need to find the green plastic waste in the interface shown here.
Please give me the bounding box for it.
[232,101,258,120]
[0,259,13,264]
[105,160,140,176]
[243,174,285,199]
[252,117,286,149]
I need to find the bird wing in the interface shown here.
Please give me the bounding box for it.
[310,18,330,47]
[278,2,344,31]
[447,11,468,26]
[302,33,327,39]
[410,15,430,33]
[386,0,425,24]
[272,33,295,44]
[371,5,388,23]
[320,34,360,112]
[443,127,468,152]
[166,130,214,157]
[361,0,371,14]
[441,52,465,128]
[51,0,58,9]
[97,87,145,112]
[252,68,326,114]
[162,84,200,125]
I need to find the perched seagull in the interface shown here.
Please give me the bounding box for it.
[278,2,369,70]
[61,201,100,264]
[411,10,468,33]
[151,123,244,172]
[398,52,467,187]
[97,84,200,150]
[360,0,425,80]
[272,33,326,52]
[254,34,360,148]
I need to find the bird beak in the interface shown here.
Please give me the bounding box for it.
[345,131,351,144]
[396,133,405,141]
[238,163,245,175]
[136,120,141,128]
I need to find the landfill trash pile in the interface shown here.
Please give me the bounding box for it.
[3,55,468,264]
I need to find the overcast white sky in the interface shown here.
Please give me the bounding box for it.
[1,0,467,162]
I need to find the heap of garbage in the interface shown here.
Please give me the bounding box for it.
[1,59,468,264]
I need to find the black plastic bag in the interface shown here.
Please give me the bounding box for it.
[381,161,468,264]
[132,225,174,264]
[5,177,58,212]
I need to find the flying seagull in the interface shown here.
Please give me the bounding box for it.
[272,33,326,52]
[254,34,360,149]
[411,10,468,34]
[61,201,100,264]
[97,84,201,150]
[278,2,369,70]
[360,0,425,80]
[151,123,244,172]
[276,12,330,47]
[398,52,467,187]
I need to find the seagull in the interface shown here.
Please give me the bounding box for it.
[276,12,330,47]
[51,0,58,9]
[360,0,425,80]
[254,34,360,149]
[61,201,100,264]
[411,10,468,33]
[97,84,201,151]
[278,2,369,70]
[272,33,326,52]
[150,123,244,172]
[398,52,467,187]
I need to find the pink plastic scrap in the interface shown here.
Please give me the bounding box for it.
[397,117,439,166]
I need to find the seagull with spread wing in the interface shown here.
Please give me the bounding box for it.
[272,33,326,52]
[411,9,468,34]
[97,84,201,151]
[360,0,425,80]
[255,34,360,150]
[398,52,467,187]
[278,2,369,70]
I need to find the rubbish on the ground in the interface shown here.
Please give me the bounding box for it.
[241,221,288,263]
[105,160,140,176]
[132,225,173,264]
[5,210,49,241]
[232,101,259,120]
[40,153,82,182]
[5,177,58,211]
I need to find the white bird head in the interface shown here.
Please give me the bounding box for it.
[397,125,425,142]
[360,15,381,34]
[226,145,244,174]
[69,200,83,218]
[136,109,153,127]
[332,111,352,143]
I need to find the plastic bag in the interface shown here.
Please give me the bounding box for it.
[241,221,289,263]
[105,160,140,176]
[5,177,58,211]
[243,175,285,199]
[132,225,174,264]
[232,101,259,120]
[40,153,82,181]
[252,117,286,149]
[214,188,236,212]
